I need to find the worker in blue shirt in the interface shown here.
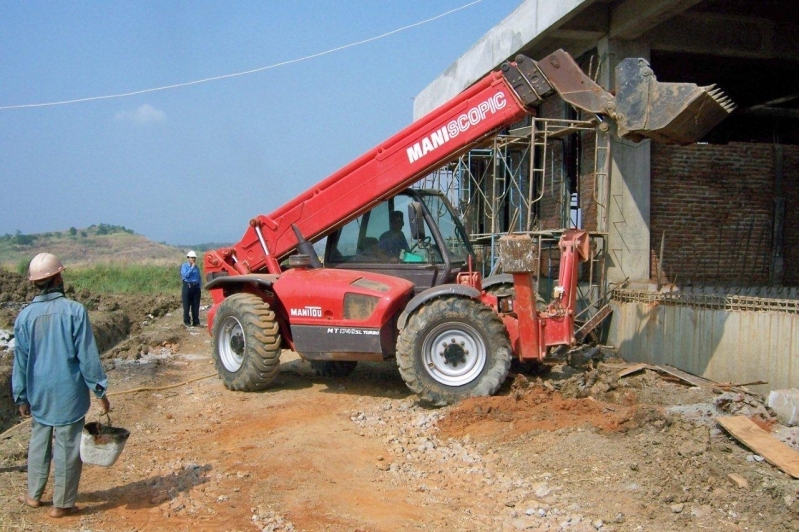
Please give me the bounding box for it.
[13,252,110,518]
[181,250,202,327]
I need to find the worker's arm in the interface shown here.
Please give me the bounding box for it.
[73,306,110,403]
[180,262,190,281]
[11,318,30,413]
[96,395,111,415]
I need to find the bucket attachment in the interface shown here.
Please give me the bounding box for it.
[524,50,734,145]
[613,58,735,144]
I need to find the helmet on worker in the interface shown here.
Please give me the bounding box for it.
[186,250,197,259]
[28,252,65,282]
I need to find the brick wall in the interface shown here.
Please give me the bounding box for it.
[651,142,798,286]
[537,99,569,230]
[504,99,798,288]
[781,146,799,286]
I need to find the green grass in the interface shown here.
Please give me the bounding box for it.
[67,263,189,294]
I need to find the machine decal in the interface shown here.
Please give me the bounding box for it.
[291,324,383,355]
[327,327,380,336]
[290,306,323,318]
[406,92,507,164]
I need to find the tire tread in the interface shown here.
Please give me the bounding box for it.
[212,293,282,391]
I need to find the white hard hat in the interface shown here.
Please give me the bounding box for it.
[28,253,65,282]
[186,250,197,258]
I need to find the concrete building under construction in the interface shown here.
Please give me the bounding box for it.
[413,0,799,393]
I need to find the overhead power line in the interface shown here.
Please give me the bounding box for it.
[0,0,485,111]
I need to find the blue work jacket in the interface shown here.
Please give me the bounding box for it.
[12,292,108,426]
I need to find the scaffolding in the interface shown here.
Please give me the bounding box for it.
[415,116,612,332]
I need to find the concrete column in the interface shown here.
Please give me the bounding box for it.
[597,38,652,287]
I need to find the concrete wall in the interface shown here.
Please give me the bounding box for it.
[609,291,799,394]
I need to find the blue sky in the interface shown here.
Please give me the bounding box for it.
[1,0,522,245]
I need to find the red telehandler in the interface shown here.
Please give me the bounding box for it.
[203,50,733,405]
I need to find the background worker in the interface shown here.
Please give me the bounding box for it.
[12,252,110,519]
[181,250,201,327]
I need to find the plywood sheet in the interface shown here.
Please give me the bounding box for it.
[717,416,799,478]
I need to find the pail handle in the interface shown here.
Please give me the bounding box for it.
[95,412,113,429]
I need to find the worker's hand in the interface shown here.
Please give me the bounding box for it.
[97,396,111,415]
[18,404,30,417]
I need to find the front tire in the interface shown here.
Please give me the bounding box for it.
[396,297,511,406]
[212,293,281,391]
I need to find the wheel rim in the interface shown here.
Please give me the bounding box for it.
[421,322,486,386]
[218,315,246,372]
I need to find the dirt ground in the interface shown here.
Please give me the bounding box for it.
[1,270,799,531]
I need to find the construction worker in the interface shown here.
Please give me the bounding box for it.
[181,250,201,327]
[12,252,110,518]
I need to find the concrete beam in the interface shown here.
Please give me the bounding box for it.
[646,13,799,60]
[551,28,607,41]
[413,0,599,119]
[609,0,703,40]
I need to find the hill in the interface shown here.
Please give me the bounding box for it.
[0,224,191,269]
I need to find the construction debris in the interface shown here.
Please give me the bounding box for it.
[617,362,765,396]
[768,389,799,426]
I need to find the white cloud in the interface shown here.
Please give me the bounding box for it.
[115,104,166,124]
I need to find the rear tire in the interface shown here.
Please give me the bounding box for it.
[212,293,281,391]
[310,360,358,377]
[485,281,546,312]
[396,296,511,406]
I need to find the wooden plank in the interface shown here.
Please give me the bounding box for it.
[717,416,799,479]
[574,304,612,342]
[650,364,716,388]
[617,363,650,378]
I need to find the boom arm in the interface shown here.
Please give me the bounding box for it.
[205,50,732,280]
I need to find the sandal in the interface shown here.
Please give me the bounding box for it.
[18,495,41,508]
[49,506,80,518]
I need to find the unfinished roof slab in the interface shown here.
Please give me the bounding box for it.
[414,0,707,120]
[413,0,591,119]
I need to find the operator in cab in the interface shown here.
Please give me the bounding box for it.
[378,211,410,260]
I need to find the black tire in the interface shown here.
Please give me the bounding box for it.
[485,281,546,312]
[396,296,511,406]
[212,293,281,391]
[484,281,546,374]
[310,360,358,378]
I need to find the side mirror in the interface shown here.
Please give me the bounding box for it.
[407,202,426,241]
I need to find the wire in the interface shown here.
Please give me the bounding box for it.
[106,372,217,396]
[0,372,219,439]
[0,0,485,111]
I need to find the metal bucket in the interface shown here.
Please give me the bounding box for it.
[531,49,734,145]
[80,414,130,467]
[614,57,735,145]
